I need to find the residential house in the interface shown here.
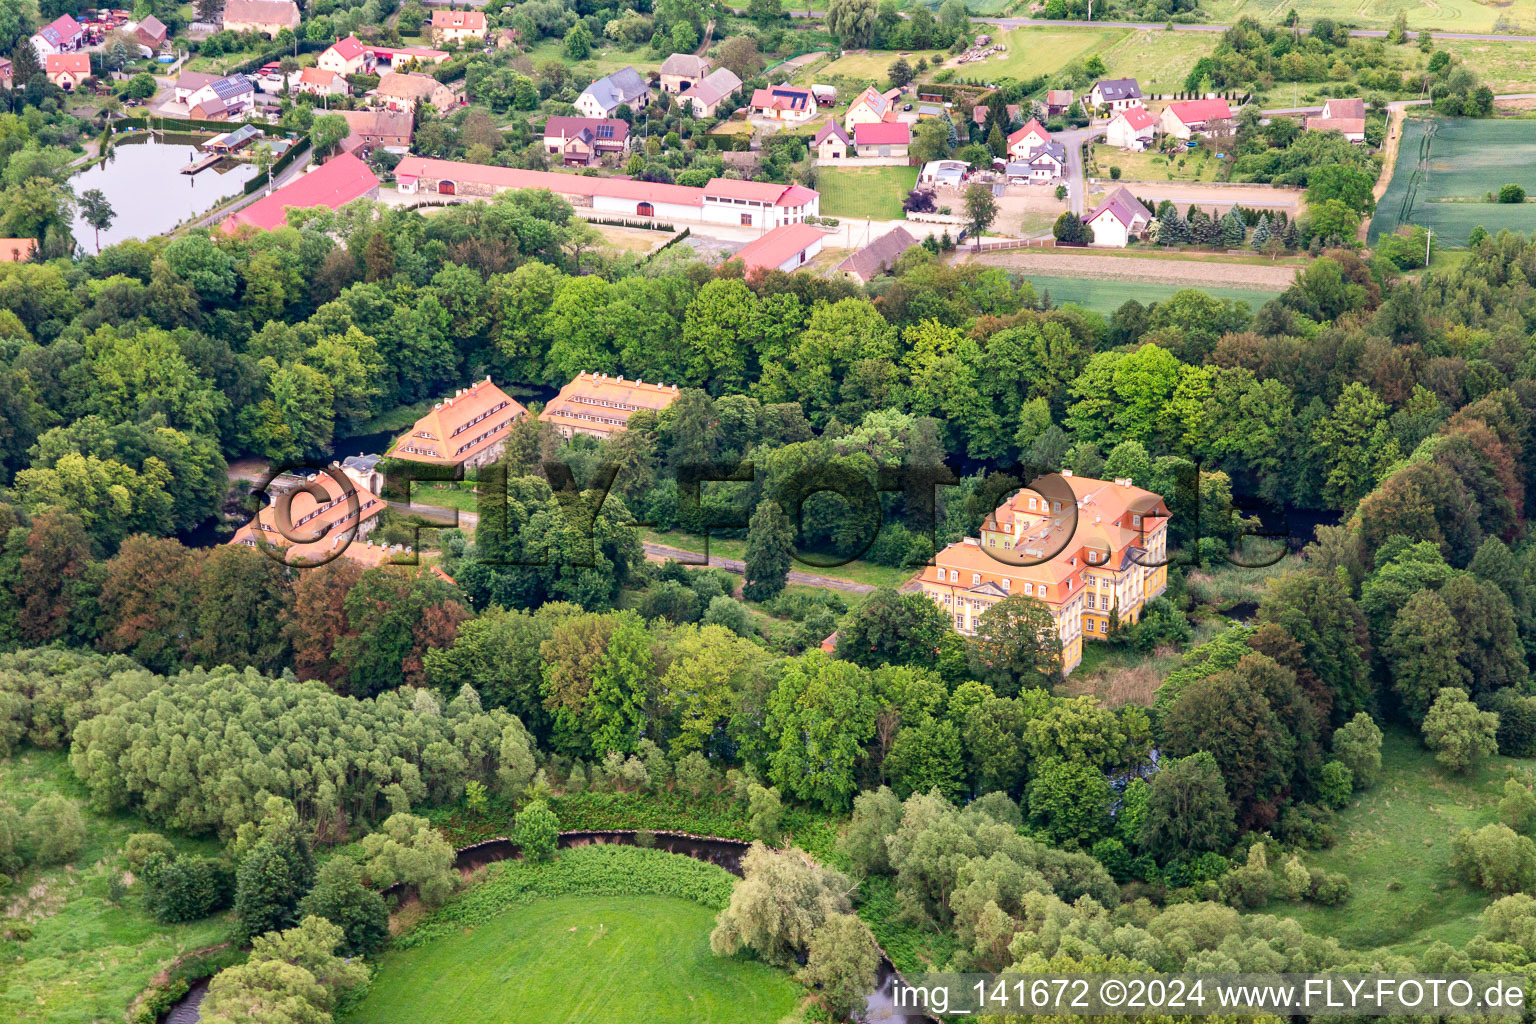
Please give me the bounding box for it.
[1084,185,1151,247]
[389,378,528,469]
[374,71,458,114]
[491,27,519,48]
[393,158,820,226]
[336,107,413,155]
[134,15,167,50]
[1046,89,1074,116]
[185,74,256,119]
[224,152,380,232]
[852,120,910,158]
[1005,118,1051,159]
[683,67,740,117]
[45,53,90,91]
[230,468,386,566]
[811,83,836,106]
[174,70,219,104]
[0,238,37,262]
[222,0,301,38]
[836,226,918,283]
[542,115,629,165]
[918,471,1170,675]
[1104,104,1156,150]
[1005,141,1065,183]
[659,52,710,94]
[1305,97,1366,143]
[843,84,899,131]
[30,14,84,56]
[751,84,814,122]
[575,66,649,118]
[814,120,850,160]
[317,35,373,76]
[296,67,347,97]
[971,102,1020,127]
[367,44,450,71]
[919,159,966,188]
[542,372,682,441]
[731,222,825,274]
[430,9,487,44]
[1159,97,1233,140]
[1087,78,1142,113]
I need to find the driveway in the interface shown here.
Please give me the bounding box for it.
[1055,125,1101,217]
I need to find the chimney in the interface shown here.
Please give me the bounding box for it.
[1061,469,1073,477]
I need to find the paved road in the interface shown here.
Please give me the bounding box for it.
[1055,125,1100,216]
[643,541,880,592]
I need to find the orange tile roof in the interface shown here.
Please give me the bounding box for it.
[541,372,681,437]
[390,377,528,465]
[430,9,486,28]
[0,238,37,261]
[230,472,386,565]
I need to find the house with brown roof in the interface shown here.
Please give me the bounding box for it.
[1045,89,1073,116]
[684,67,740,117]
[542,116,629,165]
[659,52,711,94]
[918,471,1170,674]
[836,226,918,284]
[222,0,300,37]
[731,222,825,274]
[430,9,487,44]
[134,14,167,50]
[45,52,89,90]
[317,34,372,76]
[1305,97,1366,143]
[542,372,682,441]
[843,84,900,132]
[1084,186,1150,247]
[231,467,387,566]
[814,120,850,160]
[296,66,347,97]
[971,102,1020,126]
[374,71,458,114]
[336,107,413,155]
[390,378,528,469]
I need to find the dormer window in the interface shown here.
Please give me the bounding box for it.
[972,573,981,585]
[1133,514,1142,527]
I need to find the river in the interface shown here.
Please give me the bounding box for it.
[68,132,258,249]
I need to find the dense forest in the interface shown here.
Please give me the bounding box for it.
[7,186,1536,1019]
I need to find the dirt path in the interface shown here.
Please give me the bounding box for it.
[643,541,880,593]
[964,250,1300,289]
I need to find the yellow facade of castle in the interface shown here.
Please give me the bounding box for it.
[917,472,1170,675]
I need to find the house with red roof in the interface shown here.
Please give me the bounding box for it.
[224,153,381,233]
[391,158,820,227]
[297,67,348,97]
[317,35,373,76]
[1006,119,1051,159]
[814,121,850,160]
[731,223,826,275]
[30,14,83,56]
[390,378,527,469]
[1105,105,1156,150]
[45,53,89,91]
[844,85,901,132]
[1159,97,1234,140]
[751,85,815,122]
[230,466,387,566]
[430,9,487,43]
[852,120,910,158]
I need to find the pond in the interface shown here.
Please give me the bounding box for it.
[68,132,258,249]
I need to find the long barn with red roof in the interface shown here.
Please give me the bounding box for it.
[223,153,381,233]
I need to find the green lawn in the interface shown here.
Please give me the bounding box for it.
[986,27,1127,80]
[344,895,802,1024]
[1095,30,1218,97]
[644,529,918,589]
[1270,729,1522,956]
[815,165,918,220]
[817,48,925,82]
[522,39,664,77]
[0,750,232,1024]
[1014,273,1280,314]
[1089,145,1225,183]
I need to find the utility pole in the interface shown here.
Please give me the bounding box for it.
[1425,226,1432,267]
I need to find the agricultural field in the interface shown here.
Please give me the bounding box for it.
[0,751,231,1024]
[1014,273,1282,313]
[1096,29,1220,96]
[815,165,920,220]
[1271,730,1521,955]
[1371,116,1536,246]
[1202,0,1526,34]
[1439,39,1536,93]
[984,27,1127,80]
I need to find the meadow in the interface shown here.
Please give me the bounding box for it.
[1371,116,1536,246]
[1092,146,1225,183]
[1271,729,1520,955]
[0,751,231,1024]
[988,27,1127,80]
[1201,0,1523,34]
[1095,29,1220,96]
[815,165,920,220]
[1013,273,1280,313]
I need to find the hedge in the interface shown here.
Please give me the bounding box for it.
[243,138,311,195]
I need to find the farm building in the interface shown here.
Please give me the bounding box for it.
[731,223,825,274]
[685,68,741,117]
[659,53,711,94]
[221,0,300,37]
[837,226,919,284]
[224,153,381,233]
[576,67,650,118]
[337,108,413,155]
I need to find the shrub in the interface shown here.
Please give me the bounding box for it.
[1500,779,1536,834]
[747,784,784,844]
[142,852,235,924]
[1498,183,1526,204]
[1310,870,1351,905]
[124,832,175,870]
[514,800,560,862]
[1318,761,1353,809]
[1110,165,1121,180]
[1331,713,1382,788]
[1090,837,1132,881]
[1220,844,1273,908]
[1279,854,1311,901]
[1422,688,1499,773]
[1275,802,1336,850]
[23,795,86,866]
[1453,824,1536,895]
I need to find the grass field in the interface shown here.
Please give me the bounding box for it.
[1371,116,1536,246]
[815,165,919,220]
[987,27,1127,80]
[1096,30,1218,96]
[1091,146,1224,183]
[1270,729,1521,955]
[1439,39,1536,93]
[344,895,802,1024]
[817,48,928,81]
[1015,273,1281,314]
[1201,0,1525,34]
[0,750,231,1024]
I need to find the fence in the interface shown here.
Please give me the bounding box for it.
[973,236,1056,251]
[242,139,311,195]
